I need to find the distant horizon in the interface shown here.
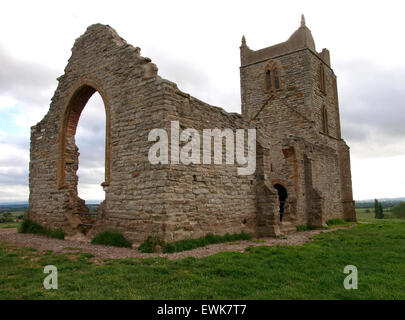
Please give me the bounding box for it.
[1,196,405,206]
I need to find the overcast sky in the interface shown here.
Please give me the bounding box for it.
[0,0,404,202]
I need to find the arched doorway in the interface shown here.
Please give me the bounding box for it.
[274,184,288,222]
[58,81,111,189]
[57,80,111,233]
[76,92,105,206]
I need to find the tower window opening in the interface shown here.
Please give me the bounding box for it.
[264,61,281,92]
[322,105,329,135]
[319,64,326,94]
[274,68,280,89]
[265,70,272,91]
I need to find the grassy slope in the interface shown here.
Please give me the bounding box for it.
[1,211,405,299]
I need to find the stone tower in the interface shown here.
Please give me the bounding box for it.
[240,15,356,231]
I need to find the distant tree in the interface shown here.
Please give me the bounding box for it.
[365,209,370,213]
[378,202,384,219]
[374,199,384,219]
[0,212,13,223]
[392,202,405,219]
[374,199,379,218]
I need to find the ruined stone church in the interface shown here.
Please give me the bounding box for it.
[29,16,356,243]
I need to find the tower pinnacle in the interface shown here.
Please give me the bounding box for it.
[241,35,246,47]
[301,14,306,27]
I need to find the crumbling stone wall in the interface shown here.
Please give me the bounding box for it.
[29,24,170,241]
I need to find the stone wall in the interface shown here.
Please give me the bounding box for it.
[152,81,265,241]
[29,20,356,244]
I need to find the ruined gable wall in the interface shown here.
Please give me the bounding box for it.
[29,25,171,241]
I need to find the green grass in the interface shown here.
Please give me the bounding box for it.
[355,208,401,224]
[139,232,251,253]
[1,218,405,299]
[18,219,64,239]
[91,231,132,248]
[0,222,20,229]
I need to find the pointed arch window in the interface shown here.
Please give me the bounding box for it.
[265,61,281,92]
[265,69,272,91]
[319,64,326,94]
[274,68,280,89]
[322,105,329,134]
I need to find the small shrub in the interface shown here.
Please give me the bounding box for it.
[296,224,317,231]
[18,219,65,239]
[49,228,65,239]
[138,235,163,253]
[91,231,132,248]
[326,218,346,226]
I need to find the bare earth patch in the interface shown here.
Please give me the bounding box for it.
[0,225,354,260]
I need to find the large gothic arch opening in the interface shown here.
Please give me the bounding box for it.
[76,92,105,202]
[57,81,111,190]
[57,81,111,233]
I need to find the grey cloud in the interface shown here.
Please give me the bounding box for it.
[151,48,211,91]
[0,133,29,154]
[0,169,28,186]
[0,45,59,106]
[77,168,105,185]
[0,132,29,187]
[148,47,242,113]
[75,94,106,175]
[337,60,405,156]
[0,184,28,202]
[0,91,106,199]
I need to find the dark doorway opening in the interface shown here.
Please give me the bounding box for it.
[274,184,288,222]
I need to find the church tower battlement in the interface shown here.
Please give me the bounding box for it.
[240,15,341,143]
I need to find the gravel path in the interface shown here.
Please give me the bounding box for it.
[0,225,354,261]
